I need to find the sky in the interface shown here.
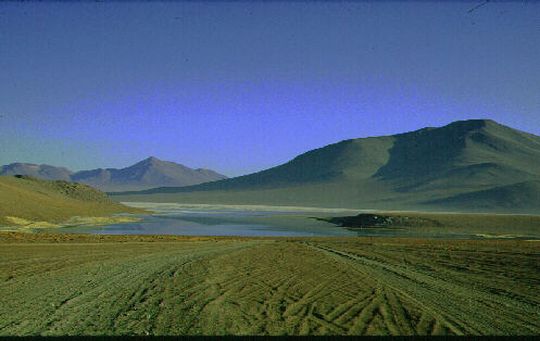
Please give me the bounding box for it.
[0,1,539,176]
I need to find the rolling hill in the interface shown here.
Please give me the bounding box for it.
[1,163,73,181]
[112,119,540,213]
[0,157,227,191]
[0,175,142,227]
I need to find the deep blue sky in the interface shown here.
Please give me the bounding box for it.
[1,1,539,176]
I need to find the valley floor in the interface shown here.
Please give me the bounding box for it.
[0,232,538,336]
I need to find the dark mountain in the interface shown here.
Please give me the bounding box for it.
[1,157,227,192]
[113,119,540,213]
[424,180,540,212]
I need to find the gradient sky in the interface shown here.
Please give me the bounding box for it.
[1,1,539,176]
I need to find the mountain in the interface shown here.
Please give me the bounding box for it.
[71,157,228,191]
[1,163,73,181]
[112,119,540,213]
[0,157,227,192]
[0,175,141,226]
[424,180,540,211]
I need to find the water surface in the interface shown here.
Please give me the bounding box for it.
[67,203,360,237]
[64,203,524,239]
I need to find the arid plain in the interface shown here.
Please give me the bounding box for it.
[1,232,538,336]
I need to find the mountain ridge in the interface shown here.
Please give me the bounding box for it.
[112,119,540,213]
[0,157,228,192]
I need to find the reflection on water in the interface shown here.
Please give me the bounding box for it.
[64,203,487,239]
[68,203,361,237]
[82,217,325,237]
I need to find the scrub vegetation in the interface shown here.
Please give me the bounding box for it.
[1,232,538,336]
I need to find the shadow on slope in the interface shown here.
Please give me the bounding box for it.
[112,119,540,213]
[424,180,540,212]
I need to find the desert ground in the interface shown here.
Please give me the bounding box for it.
[1,232,538,336]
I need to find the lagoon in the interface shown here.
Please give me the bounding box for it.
[66,202,361,237]
[61,202,485,239]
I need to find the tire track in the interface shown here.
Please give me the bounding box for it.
[305,241,540,335]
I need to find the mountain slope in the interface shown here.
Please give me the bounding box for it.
[1,163,73,181]
[71,157,227,191]
[0,157,227,192]
[113,119,540,213]
[424,180,540,212]
[375,119,540,190]
[0,175,141,226]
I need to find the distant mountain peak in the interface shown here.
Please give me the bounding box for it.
[1,157,227,191]
[145,156,161,162]
[120,118,540,213]
[392,119,500,139]
[137,156,163,165]
[443,118,498,130]
[460,118,496,124]
[128,156,171,171]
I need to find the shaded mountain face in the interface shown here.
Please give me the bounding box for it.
[423,180,540,211]
[373,119,540,192]
[115,119,540,213]
[1,157,227,192]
